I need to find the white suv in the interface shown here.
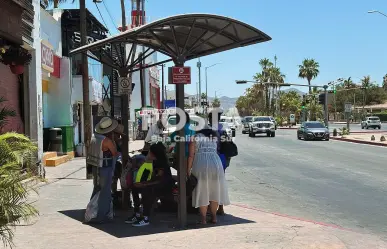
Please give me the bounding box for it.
[361,116,381,129]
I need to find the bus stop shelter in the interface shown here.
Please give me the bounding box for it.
[69,13,271,227]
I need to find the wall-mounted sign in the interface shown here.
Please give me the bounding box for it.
[61,9,109,56]
[169,66,191,84]
[41,40,54,73]
[118,77,131,95]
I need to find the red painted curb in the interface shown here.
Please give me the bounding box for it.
[330,137,387,147]
[278,127,298,130]
[350,131,386,134]
[231,203,353,232]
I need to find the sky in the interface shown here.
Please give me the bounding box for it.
[61,0,387,98]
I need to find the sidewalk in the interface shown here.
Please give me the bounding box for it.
[331,133,387,147]
[11,142,387,249]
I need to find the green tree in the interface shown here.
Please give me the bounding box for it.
[212,97,221,108]
[0,99,39,248]
[278,90,302,122]
[0,97,16,133]
[298,59,320,94]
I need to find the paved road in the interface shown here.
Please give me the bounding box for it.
[329,123,387,132]
[227,130,387,240]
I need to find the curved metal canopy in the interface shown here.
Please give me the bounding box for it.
[69,13,271,71]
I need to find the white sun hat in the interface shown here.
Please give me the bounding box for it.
[95,117,119,134]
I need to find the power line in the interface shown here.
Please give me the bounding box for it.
[94,3,112,35]
[102,0,119,30]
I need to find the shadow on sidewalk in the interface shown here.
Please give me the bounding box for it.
[58,209,254,238]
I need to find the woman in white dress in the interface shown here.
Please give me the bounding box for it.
[187,126,230,224]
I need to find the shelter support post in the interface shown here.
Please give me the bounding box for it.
[121,93,129,209]
[175,62,187,228]
[119,69,131,209]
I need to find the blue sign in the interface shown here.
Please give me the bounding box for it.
[165,99,176,109]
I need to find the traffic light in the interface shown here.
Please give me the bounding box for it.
[318,93,325,105]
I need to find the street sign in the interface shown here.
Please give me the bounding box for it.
[169,66,191,84]
[289,114,295,124]
[344,103,352,113]
[118,77,131,95]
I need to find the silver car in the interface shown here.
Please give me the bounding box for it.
[248,116,276,137]
[361,116,381,129]
[242,116,254,134]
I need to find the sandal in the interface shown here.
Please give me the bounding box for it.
[216,210,225,216]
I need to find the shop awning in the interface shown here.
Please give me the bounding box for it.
[69,13,271,72]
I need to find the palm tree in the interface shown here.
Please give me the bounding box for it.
[46,0,75,8]
[0,99,39,248]
[298,59,320,94]
[212,97,221,108]
[307,87,323,121]
[0,97,16,133]
[267,66,285,115]
[361,76,372,114]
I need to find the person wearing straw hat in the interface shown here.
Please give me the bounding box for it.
[85,117,123,224]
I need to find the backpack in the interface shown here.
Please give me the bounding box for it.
[219,130,238,158]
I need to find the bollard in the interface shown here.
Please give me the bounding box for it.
[371,135,375,141]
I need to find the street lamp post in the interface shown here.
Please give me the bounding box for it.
[368,10,387,18]
[205,63,221,110]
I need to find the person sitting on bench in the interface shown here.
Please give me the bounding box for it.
[125,142,173,226]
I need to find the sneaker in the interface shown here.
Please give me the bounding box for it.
[125,214,140,224]
[132,218,150,227]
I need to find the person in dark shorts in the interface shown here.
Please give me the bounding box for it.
[125,142,173,226]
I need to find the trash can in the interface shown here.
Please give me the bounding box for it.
[49,128,62,154]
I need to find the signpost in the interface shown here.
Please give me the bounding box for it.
[289,114,295,124]
[344,103,352,132]
[118,77,131,95]
[169,66,191,84]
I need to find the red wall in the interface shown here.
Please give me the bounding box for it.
[0,63,24,133]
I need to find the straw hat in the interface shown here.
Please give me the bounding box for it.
[95,117,119,134]
[114,123,125,135]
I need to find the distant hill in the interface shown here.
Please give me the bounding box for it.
[281,88,306,96]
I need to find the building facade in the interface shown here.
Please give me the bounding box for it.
[0,0,46,174]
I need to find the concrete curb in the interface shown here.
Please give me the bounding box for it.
[348,131,386,134]
[232,203,353,232]
[330,136,387,147]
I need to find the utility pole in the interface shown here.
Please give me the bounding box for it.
[80,0,91,179]
[323,85,328,127]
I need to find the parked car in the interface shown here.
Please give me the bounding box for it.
[219,122,232,137]
[163,114,199,135]
[242,116,254,134]
[220,116,237,130]
[248,116,275,137]
[361,116,381,129]
[297,121,329,141]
